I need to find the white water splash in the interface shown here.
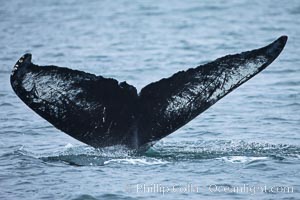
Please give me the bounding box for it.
[218,156,268,163]
[104,158,169,165]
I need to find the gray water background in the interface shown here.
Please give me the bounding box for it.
[0,0,299,199]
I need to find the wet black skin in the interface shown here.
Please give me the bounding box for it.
[10,36,287,150]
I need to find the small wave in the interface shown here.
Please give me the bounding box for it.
[103,158,169,166]
[0,69,11,74]
[8,140,300,167]
[262,117,288,121]
[271,80,300,86]
[0,102,14,107]
[72,194,98,200]
[37,144,167,166]
[217,156,268,163]
[47,52,65,58]
[41,155,168,166]
[72,193,136,200]
[146,140,300,161]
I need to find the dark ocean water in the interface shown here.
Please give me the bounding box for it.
[0,0,299,199]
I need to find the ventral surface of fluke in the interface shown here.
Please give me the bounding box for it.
[10,36,288,150]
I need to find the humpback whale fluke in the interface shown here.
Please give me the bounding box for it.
[11,36,287,149]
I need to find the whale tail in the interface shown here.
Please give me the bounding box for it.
[11,36,287,149]
[138,36,287,147]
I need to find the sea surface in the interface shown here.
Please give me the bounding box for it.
[0,0,299,199]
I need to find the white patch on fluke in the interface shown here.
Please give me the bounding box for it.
[208,55,268,102]
[164,55,268,117]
